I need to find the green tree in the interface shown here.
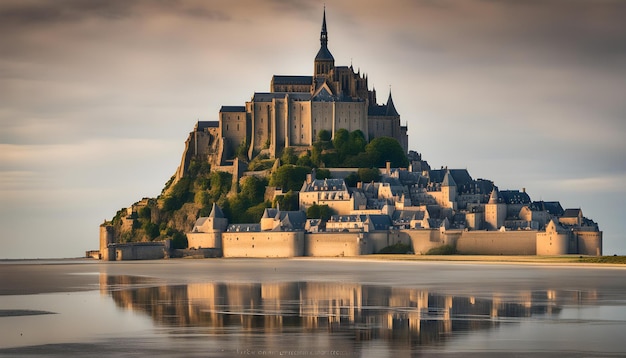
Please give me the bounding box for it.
[306,204,333,221]
[240,176,268,204]
[358,167,381,183]
[143,222,160,240]
[347,130,367,155]
[332,128,350,156]
[317,129,332,142]
[315,168,331,179]
[269,165,309,192]
[365,136,408,168]
[280,147,298,165]
[209,171,232,200]
[344,172,359,187]
[296,153,313,167]
[274,190,299,211]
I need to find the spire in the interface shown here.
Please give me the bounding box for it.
[314,6,334,76]
[442,170,456,187]
[489,187,500,204]
[321,6,328,45]
[208,203,224,218]
[385,89,399,116]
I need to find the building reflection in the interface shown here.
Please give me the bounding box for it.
[100,275,598,352]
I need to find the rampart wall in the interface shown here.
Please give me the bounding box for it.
[187,232,222,249]
[536,230,569,255]
[222,231,304,258]
[114,242,167,260]
[455,230,537,255]
[576,231,603,256]
[304,232,368,257]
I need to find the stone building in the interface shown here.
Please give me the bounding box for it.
[182,9,408,166]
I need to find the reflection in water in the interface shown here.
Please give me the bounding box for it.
[100,275,602,354]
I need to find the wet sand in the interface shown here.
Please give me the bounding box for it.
[1,256,624,296]
[1,258,625,356]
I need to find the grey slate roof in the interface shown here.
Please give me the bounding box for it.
[253,92,312,102]
[429,169,473,188]
[275,211,307,231]
[562,208,582,218]
[272,75,313,85]
[196,121,219,130]
[220,106,246,113]
[531,201,564,216]
[226,223,261,232]
[499,190,531,205]
[208,203,225,218]
[442,170,457,187]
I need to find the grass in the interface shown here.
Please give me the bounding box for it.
[575,256,626,264]
[348,254,626,265]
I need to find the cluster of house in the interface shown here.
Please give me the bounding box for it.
[185,158,602,258]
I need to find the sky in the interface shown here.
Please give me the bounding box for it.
[1,0,625,259]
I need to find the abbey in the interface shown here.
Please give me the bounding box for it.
[218,9,407,161]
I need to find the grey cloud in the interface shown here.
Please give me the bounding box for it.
[0,0,231,29]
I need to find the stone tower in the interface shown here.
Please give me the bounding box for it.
[485,187,506,230]
[441,170,457,210]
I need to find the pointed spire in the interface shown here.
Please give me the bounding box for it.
[208,203,224,218]
[442,170,456,187]
[489,187,500,204]
[385,88,399,116]
[322,5,327,35]
[314,5,334,76]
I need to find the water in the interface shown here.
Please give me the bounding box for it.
[1,259,625,357]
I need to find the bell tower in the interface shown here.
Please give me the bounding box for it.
[314,7,335,77]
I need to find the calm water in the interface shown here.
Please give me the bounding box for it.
[1,259,625,357]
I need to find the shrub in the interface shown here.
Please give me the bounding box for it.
[378,242,412,254]
[425,245,457,255]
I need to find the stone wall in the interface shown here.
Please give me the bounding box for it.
[114,242,167,260]
[222,231,304,258]
[575,231,603,256]
[304,232,368,257]
[455,230,537,255]
[187,232,222,249]
[536,230,569,255]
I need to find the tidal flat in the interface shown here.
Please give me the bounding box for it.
[1,258,625,357]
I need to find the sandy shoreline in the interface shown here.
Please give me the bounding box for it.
[1,255,624,296]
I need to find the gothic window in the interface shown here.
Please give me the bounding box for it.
[237,124,240,131]
[226,124,229,131]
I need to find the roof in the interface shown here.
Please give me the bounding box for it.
[275,211,307,231]
[531,201,564,216]
[488,187,500,204]
[303,178,347,192]
[226,223,261,232]
[367,215,392,230]
[442,170,456,187]
[368,104,389,116]
[208,203,225,218]
[499,190,531,205]
[272,75,313,86]
[429,169,473,188]
[315,46,335,61]
[385,92,399,116]
[563,208,582,218]
[220,106,245,113]
[252,92,311,102]
[196,121,219,130]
